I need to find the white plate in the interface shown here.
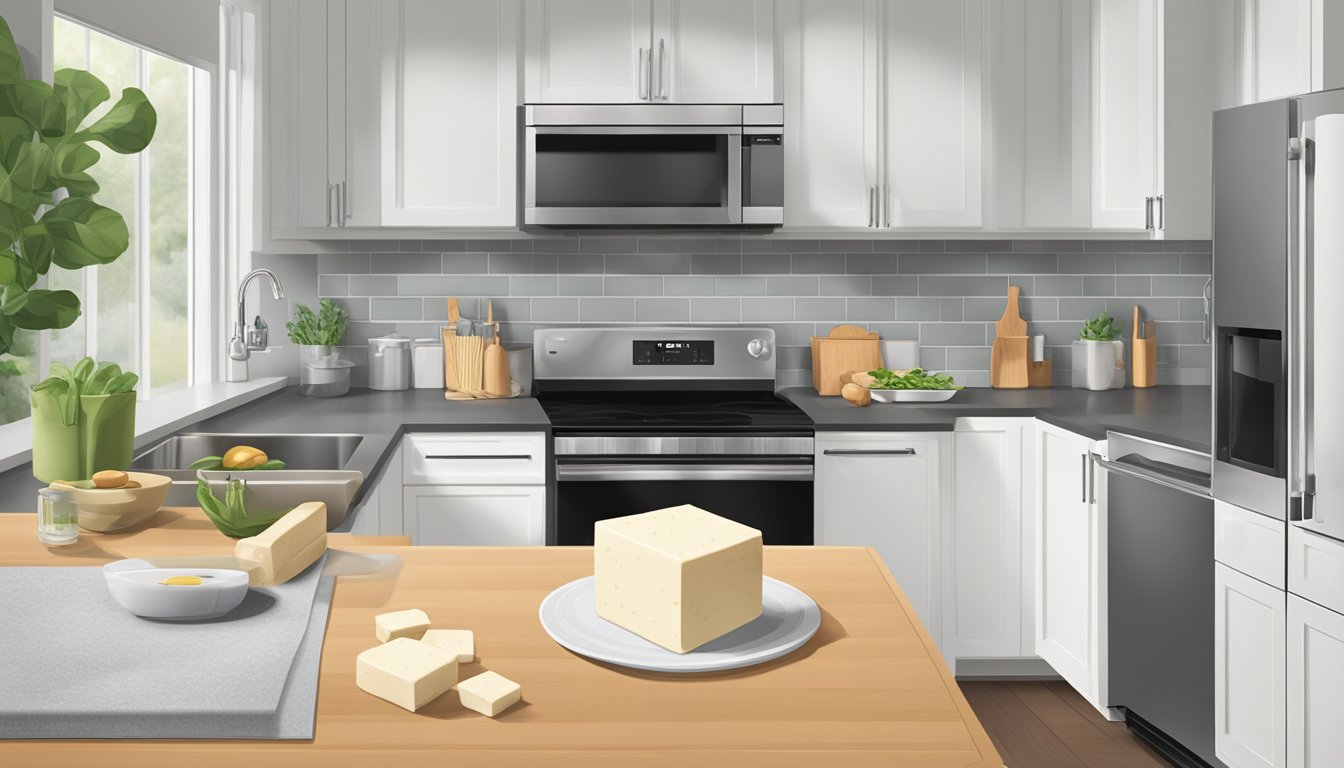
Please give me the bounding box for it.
[538,576,820,673]
[869,389,959,403]
[103,559,250,620]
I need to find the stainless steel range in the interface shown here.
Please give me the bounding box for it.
[533,326,814,545]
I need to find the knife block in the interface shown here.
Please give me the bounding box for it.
[1132,306,1157,388]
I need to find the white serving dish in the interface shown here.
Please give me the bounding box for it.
[868,389,959,403]
[538,576,820,673]
[103,559,250,620]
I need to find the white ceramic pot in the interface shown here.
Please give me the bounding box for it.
[1072,340,1126,391]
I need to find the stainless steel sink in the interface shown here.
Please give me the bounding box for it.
[133,433,364,474]
[131,433,367,527]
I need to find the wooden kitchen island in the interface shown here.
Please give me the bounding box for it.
[0,509,1002,768]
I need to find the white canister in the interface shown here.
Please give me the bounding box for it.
[412,339,445,389]
[369,332,411,390]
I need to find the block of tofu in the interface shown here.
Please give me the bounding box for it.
[422,629,474,662]
[456,671,521,717]
[595,504,763,653]
[375,608,431,642]
[234,501,327,586]
[356,637,458,712]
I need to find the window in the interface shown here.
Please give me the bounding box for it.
[0,16,209,427]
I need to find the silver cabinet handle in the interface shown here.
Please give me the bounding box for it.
[638,48,649,100]
[657,38,666,99]
[326,182,334,227]
[1156,194,1164,230]
[1088,451,1097,504]
[424,454,533,461]
[1202,277,1212,343]
[557,463,813,482]
[1144,196,1154,230]
[341,180,349,225]
[336,181,345,227]
[883,186,891,228]
[1081,453,1088,503]
[823,448,916,456]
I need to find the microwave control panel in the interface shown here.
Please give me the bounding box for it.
[633,340,714,366]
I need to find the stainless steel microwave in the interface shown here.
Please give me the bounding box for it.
[522,104,783,227]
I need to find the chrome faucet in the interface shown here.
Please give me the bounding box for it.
[227,269,285,380]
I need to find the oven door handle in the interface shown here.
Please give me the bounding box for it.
[1093,457,1211,500]
[556,463,813,482]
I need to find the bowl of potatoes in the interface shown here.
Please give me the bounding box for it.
[50,470,173,532]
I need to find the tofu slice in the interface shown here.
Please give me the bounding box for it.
[422,629,474,663]
[375,608,431,642]
[356,637,458,712]
[455,671,521,717]
[234,501,327,587]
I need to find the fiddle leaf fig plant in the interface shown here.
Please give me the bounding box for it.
[0,14,156,356]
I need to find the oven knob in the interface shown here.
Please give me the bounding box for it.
[747,338,771,359]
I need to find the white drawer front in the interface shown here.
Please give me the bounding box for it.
[1215,500,1286,589]
[1289,526,1344,614]
[403,432,546,485]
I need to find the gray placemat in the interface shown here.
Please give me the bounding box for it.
[0,557,329,738]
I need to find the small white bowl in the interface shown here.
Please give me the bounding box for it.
[103,559,250,620]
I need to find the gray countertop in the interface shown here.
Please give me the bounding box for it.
[780,385,1211,454]
[0,384,1210,526]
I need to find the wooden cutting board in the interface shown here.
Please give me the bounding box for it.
[990,286,1029,388]
[810,324,883,396]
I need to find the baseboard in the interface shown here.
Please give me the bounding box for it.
[952,657,1062,680]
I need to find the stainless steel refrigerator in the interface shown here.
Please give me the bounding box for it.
[1214,87,1344,542]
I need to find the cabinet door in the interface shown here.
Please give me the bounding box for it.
[1090,0,1157,230]
[524,0,653,103]
[378,0,519,227]
[268,0,334,232]
[336,0,379,227]
[946,419,1030,659]
[404,486,546,546]
[992,0,1091,229]
[881,0,984,228]
[816,433,941,637]
[1288,594,1344,768]
[1034,422,1099,701]
[651,0,774,103]
[1215,563,1287,768]
[780,0,879,228]
[1234,0,1311,104]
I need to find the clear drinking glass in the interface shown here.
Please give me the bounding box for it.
[37,487,79,546]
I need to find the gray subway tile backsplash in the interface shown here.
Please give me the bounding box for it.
[261,236,1210,387]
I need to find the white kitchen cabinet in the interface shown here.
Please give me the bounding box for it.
[1215,562,1288,768]
[523,0,775,104]
[1287,592,1344,768]
[404,485,546,546]
[780,0,879,228]
[815,432,943,641]
[346,442,405,536]
[266,0,378,237]
[1033,421,1106,707]
[881,0,983,228]
[377,0,519,228]
[1089,0,1157,231]
[1231,0,1344,104]
[944,418,1035,660]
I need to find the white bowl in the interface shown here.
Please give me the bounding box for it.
[67,471,173,532]
[103,559,250,620]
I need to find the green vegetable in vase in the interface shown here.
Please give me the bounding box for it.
[865,367,964,391]
[195,475,292,539]
[285,298,348,346]
[1078,310,1120,341]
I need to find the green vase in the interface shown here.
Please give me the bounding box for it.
[30,390,137,483]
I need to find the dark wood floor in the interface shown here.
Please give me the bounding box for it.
[959,681,1173,768]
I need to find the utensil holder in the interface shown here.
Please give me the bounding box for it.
[440,297,512,399]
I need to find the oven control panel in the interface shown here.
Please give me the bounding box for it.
[633,340,714,365]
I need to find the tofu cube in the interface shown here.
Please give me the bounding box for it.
[234,501,327,587]
[356,637,458,712]
[422,629,475,663]
[456,671,521,717]
[375,608,431,642]
[595,504,763,653]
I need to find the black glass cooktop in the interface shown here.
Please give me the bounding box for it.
[538,390,813,432]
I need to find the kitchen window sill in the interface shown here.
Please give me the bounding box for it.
[0,378,288,475]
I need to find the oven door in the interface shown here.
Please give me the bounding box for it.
[524,125,742,226]
[554,458,813,545]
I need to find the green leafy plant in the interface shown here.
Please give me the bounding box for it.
[31,356,136,425]
[196,475,292,539]
[285,298,348,346]
[0,16,156,356]
[865,367,964,391]
[189,455,286,472]
[1078,310,1120,341]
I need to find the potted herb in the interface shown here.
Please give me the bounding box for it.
[286,299,353,397]
[31,357,139,482]
[1072,310,1126,391]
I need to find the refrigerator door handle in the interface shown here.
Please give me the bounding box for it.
[1289,133,1308,521]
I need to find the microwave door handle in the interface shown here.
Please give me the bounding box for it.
[727,129,742,224]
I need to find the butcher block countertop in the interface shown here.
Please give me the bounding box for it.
[0,509,1003,768]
